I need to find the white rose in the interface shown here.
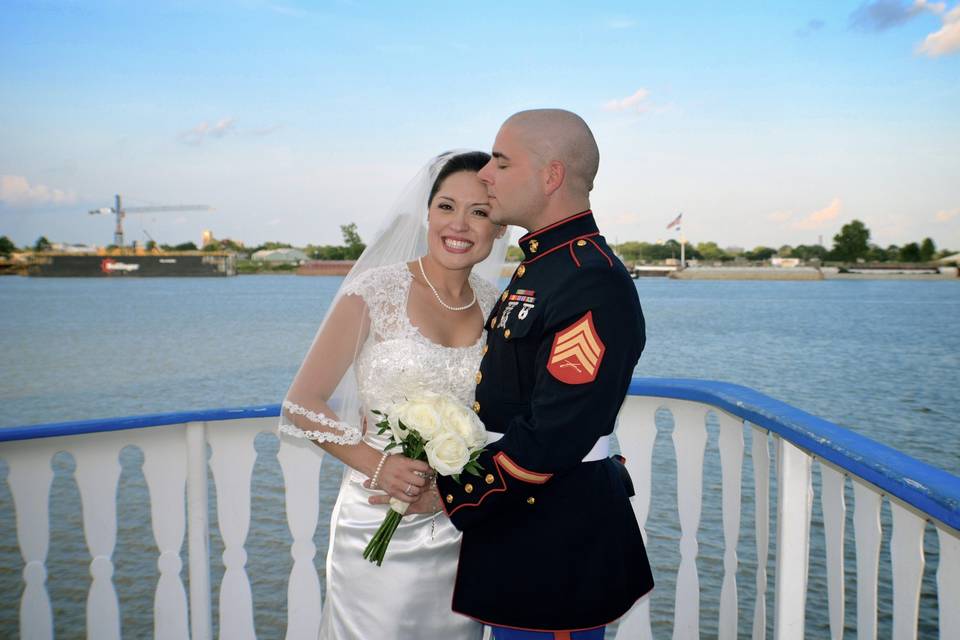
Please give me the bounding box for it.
[424,431,471,476]
[386,412,409,443]
[393,399,443,440]
[436,401,487,449]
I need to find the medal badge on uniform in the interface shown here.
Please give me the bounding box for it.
[497,289,536,327]
[547,311,605,384]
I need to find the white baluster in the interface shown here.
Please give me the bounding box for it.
[613,396,659,640]
[751,426,770,640]
[773,437,812,640]
[670,401,708,640]
[186,421,212,640]
[819,463,846,640]
[72,434,124,640]
[937,526,960,639]
[208,419,260,640]
[716,411,743,640]
[4,441,55,640]
[853,480,882,640]
[890,502,925,640]
[138,426,190,640]
[277,436,325,640]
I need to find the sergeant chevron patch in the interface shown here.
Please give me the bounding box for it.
[547,311,605,384]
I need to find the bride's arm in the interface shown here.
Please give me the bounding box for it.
[281,294,430,503]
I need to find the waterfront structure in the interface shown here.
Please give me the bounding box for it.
[251,248,308,264]
[0,378,957,638]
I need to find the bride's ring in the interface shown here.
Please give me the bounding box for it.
[403,483,416,496]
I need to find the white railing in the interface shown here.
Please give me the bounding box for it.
[1,379,958,639]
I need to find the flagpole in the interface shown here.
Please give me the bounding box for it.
[680,228,686,269]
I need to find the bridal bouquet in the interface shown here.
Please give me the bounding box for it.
[363,392,487,566]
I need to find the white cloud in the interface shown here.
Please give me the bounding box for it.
[767,210,793,223]
[936,208,959,221]
[918,5,960,56]
[603,89,651,113]
[791,197,842,230]
[179,118,237,145]
[0,175,78,206]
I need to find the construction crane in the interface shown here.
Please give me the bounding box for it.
[88,194,212,247]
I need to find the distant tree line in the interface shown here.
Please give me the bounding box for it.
[4,219,952,265]
[613,220,951,264]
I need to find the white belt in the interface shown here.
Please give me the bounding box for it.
[484,432,610,463]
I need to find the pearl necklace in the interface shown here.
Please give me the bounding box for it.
[418,257,476,312]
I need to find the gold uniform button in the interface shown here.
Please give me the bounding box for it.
[529,239,539,253]
[489,317,496,329]
[504,329,511,339]
[446,494,454,504]
[485,474,495,485]
[475,371,482,384]
[517,265,526,278]
[482,344,488,355]
[576,239,587,247]
[526,497,536,505]
[464,483,474,494]
[473,401,481,414]
[501,291,509,302]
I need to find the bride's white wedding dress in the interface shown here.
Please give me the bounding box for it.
[317,262,498,640]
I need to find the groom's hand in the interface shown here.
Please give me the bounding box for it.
[369,484,444,515]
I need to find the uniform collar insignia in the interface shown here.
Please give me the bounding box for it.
[518,210,599,262]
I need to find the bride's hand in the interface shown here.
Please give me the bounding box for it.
[363,454,433,503]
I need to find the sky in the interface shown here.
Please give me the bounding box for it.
[1,0,958,252]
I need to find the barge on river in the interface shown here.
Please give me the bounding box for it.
[26,252,237,277]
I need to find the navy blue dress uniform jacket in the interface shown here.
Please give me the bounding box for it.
[437,210,654,632]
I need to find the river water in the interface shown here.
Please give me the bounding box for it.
[1,275,957,638]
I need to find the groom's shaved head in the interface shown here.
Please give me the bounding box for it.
[503,109,600,193]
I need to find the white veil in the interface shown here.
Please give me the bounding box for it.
[279,150,510,444]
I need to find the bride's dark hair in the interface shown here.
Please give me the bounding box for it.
[428,151,491,206]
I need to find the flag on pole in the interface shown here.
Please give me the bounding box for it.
[666,213,682,230]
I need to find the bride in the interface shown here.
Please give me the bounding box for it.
[278,150,509,639]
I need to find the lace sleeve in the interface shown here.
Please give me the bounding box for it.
[278,400,362,445]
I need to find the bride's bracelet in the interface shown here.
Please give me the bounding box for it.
[370,452,389,489]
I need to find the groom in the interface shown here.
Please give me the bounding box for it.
[436,109,654,638]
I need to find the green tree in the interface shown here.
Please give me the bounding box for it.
[0,235,16,258]
[832,220,870,262]
[745,246,776,261]
[778,245,793,257]
[34,236,52,252]
[173,242,198,251]
[145,240,157,251]
[919,237,936,262]
[793,244,828,261]
[340,223,366,259]
[899,242,921,262]
[695,241,728,261]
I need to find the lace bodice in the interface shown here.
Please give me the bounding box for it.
[342,263,499,430]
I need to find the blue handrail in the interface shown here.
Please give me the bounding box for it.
[630,378,960,533]
[2,377,958,532]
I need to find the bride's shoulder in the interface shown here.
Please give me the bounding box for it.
[340,262,411,300]
[470,274,502,315]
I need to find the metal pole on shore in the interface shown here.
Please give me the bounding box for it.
[680,230,686,269]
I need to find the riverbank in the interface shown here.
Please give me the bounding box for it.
[666,266,958,281]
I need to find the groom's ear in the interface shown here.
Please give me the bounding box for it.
[543,160,565,196]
